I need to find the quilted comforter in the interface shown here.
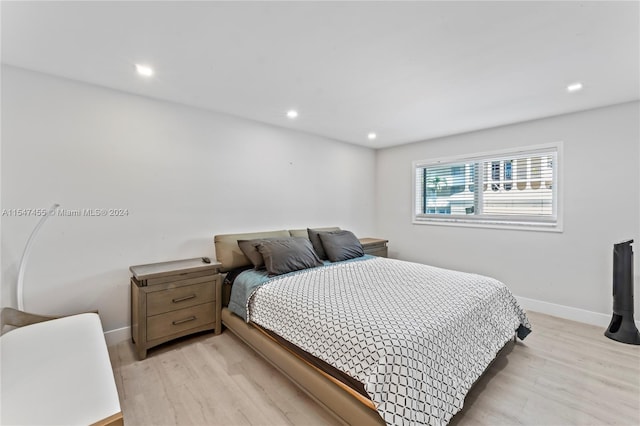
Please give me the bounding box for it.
[248,257,531,426]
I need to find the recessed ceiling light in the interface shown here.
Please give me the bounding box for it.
[566,82,583,93]
[135,64,154,77]
[286,110,298,119]
[368,132,377,140]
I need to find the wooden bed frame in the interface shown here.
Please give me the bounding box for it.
[214,229,514,425]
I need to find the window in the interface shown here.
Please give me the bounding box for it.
[413,143,562,231]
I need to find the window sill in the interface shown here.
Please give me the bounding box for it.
[412,217,563,233]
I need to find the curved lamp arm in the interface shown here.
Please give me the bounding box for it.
[16,203,59,311]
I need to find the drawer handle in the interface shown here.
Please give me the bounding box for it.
[172,316,197,326]
[172,294,196,303]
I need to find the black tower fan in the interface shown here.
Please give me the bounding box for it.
[605,240,640,344]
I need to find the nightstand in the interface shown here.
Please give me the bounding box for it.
[130,258,222,360]
[359,238,389,257]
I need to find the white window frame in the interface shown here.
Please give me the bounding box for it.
[412,142,563,232]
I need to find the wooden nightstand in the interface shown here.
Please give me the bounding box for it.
[359,238,389,258]
[130,258,222,360]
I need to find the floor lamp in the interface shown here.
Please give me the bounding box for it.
[16,203,59,311]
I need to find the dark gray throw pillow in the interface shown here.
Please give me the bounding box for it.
[256,237,323,276]
[307,227,340,260]
[318,230,364,262]
[238,237,290,269]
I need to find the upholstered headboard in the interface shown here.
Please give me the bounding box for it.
[214,227,340,272]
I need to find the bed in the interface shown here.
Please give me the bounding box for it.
[215,228,530,426]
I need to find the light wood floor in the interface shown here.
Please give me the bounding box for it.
[108,311,640,425]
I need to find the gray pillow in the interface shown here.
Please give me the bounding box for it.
[307,227,340,259]
[238,237,290,269]
[256,237,323,276]
[318,230,364,262]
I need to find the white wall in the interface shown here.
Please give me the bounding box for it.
[1,66,376,334]
[376,102,640,320]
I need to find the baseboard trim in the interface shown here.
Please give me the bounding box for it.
[104,325,131,346]
[516,295,640,330]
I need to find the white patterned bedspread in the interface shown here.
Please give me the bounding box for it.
[248,257,531,426]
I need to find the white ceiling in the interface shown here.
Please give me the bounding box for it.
[2,1,638,149]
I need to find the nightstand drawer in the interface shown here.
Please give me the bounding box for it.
[147,302,215,341]
[147,281,215,316]
[364,246,388,257]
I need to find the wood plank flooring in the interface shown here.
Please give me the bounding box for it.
[109,311,640,425]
